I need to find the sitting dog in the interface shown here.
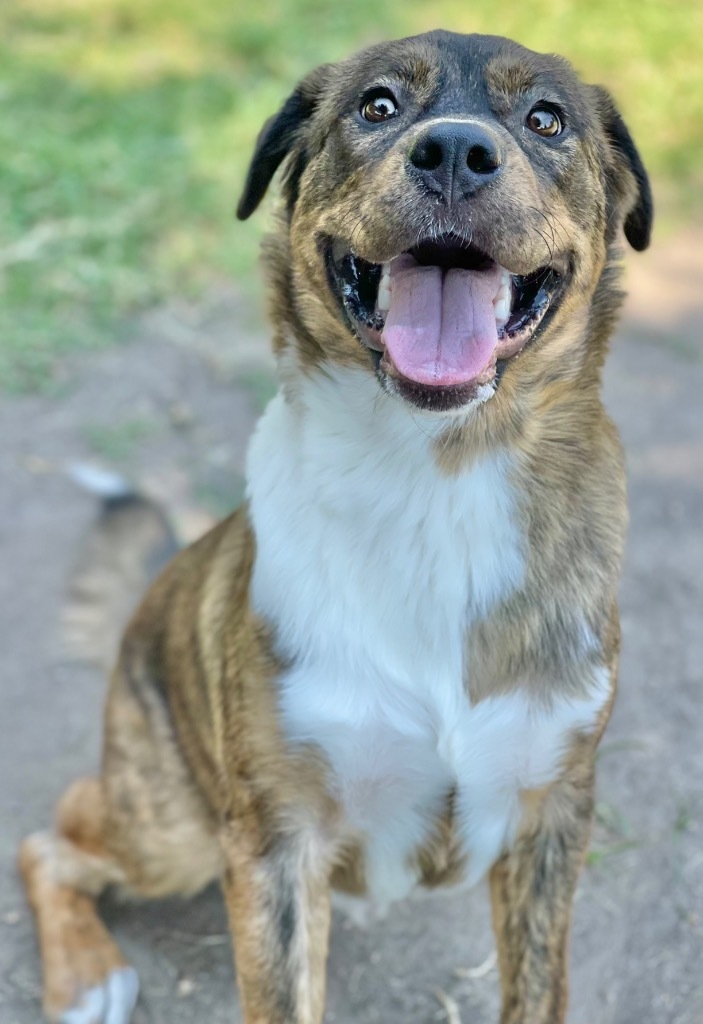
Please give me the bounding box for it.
[20,29,652,1024]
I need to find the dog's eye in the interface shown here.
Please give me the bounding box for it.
[360,92,399,123]
[526,106,563,138]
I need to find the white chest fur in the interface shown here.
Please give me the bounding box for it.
[246,369,608,909]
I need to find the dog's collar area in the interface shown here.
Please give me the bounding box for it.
[325,232,567,410]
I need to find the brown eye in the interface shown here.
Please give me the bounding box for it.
[527,106,563,137]
[361,92,399,123]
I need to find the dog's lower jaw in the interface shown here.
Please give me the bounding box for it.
[377,360,499,415]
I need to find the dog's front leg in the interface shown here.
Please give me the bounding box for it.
[489,759,595,1024]
[221,822,332,1024]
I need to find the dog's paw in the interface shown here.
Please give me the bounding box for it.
[58,967,139,1024]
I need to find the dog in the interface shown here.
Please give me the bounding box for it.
[19,29,652,1024]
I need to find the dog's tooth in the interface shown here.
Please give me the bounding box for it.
[376,262,392,312]
[377,281,392,313]
[493,269,513,324]
[494,293,510,324]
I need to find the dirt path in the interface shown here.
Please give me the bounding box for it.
[1,235,702,1024]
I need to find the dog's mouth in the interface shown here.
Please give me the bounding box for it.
[328,233,567,411]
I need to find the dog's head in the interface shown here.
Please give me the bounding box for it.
[238,31,652,414]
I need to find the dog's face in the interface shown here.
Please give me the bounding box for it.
[238,31,652,413]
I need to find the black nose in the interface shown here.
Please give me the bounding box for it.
[409,122,503,202]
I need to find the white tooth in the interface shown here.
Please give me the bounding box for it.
[493,268,512,324]
[494,294,510,324]
[377,282,391,313]
[377,262,392,312]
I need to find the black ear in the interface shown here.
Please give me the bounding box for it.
[592,86,653,251]
[236,66,330,221]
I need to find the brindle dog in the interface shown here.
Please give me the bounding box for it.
[20,30,651,1024]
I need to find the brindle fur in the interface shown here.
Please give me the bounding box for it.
[19,30,651,1024]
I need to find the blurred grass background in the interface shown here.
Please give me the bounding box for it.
[1,0,701,392]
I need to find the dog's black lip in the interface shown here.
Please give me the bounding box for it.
[323,243,383,345]
[369,347,382,371]
[381,371,491,413]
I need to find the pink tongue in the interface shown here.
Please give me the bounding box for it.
[381,254,502,387]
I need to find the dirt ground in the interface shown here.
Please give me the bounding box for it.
[1,231,702,1024]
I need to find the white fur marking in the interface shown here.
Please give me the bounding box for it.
[105,968,139,1024]
[448,666,612,885]
[60,985,106,1024]
[247,368,606,910]
[59,967,139,1024]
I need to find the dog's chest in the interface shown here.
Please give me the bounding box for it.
[247,375,602,907]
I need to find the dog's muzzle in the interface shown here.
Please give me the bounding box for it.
[327,232,568,410]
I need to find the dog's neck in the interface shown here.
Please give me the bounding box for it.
[246,363,526,669]
[275,350,512,469]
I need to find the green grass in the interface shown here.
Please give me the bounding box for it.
[84,416,157,461]
[1,0,701,390]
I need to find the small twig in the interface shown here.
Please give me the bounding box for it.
[154,927,229,947]
[454,950,497,980]
[434,988,462,1024]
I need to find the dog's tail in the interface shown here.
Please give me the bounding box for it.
[62,464,180,672]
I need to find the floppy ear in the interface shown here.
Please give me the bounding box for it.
[591,86,653,251]
[236,66,331,221]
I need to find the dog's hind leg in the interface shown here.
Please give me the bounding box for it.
[19,778,138,1024]
[19,668,223,1024]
